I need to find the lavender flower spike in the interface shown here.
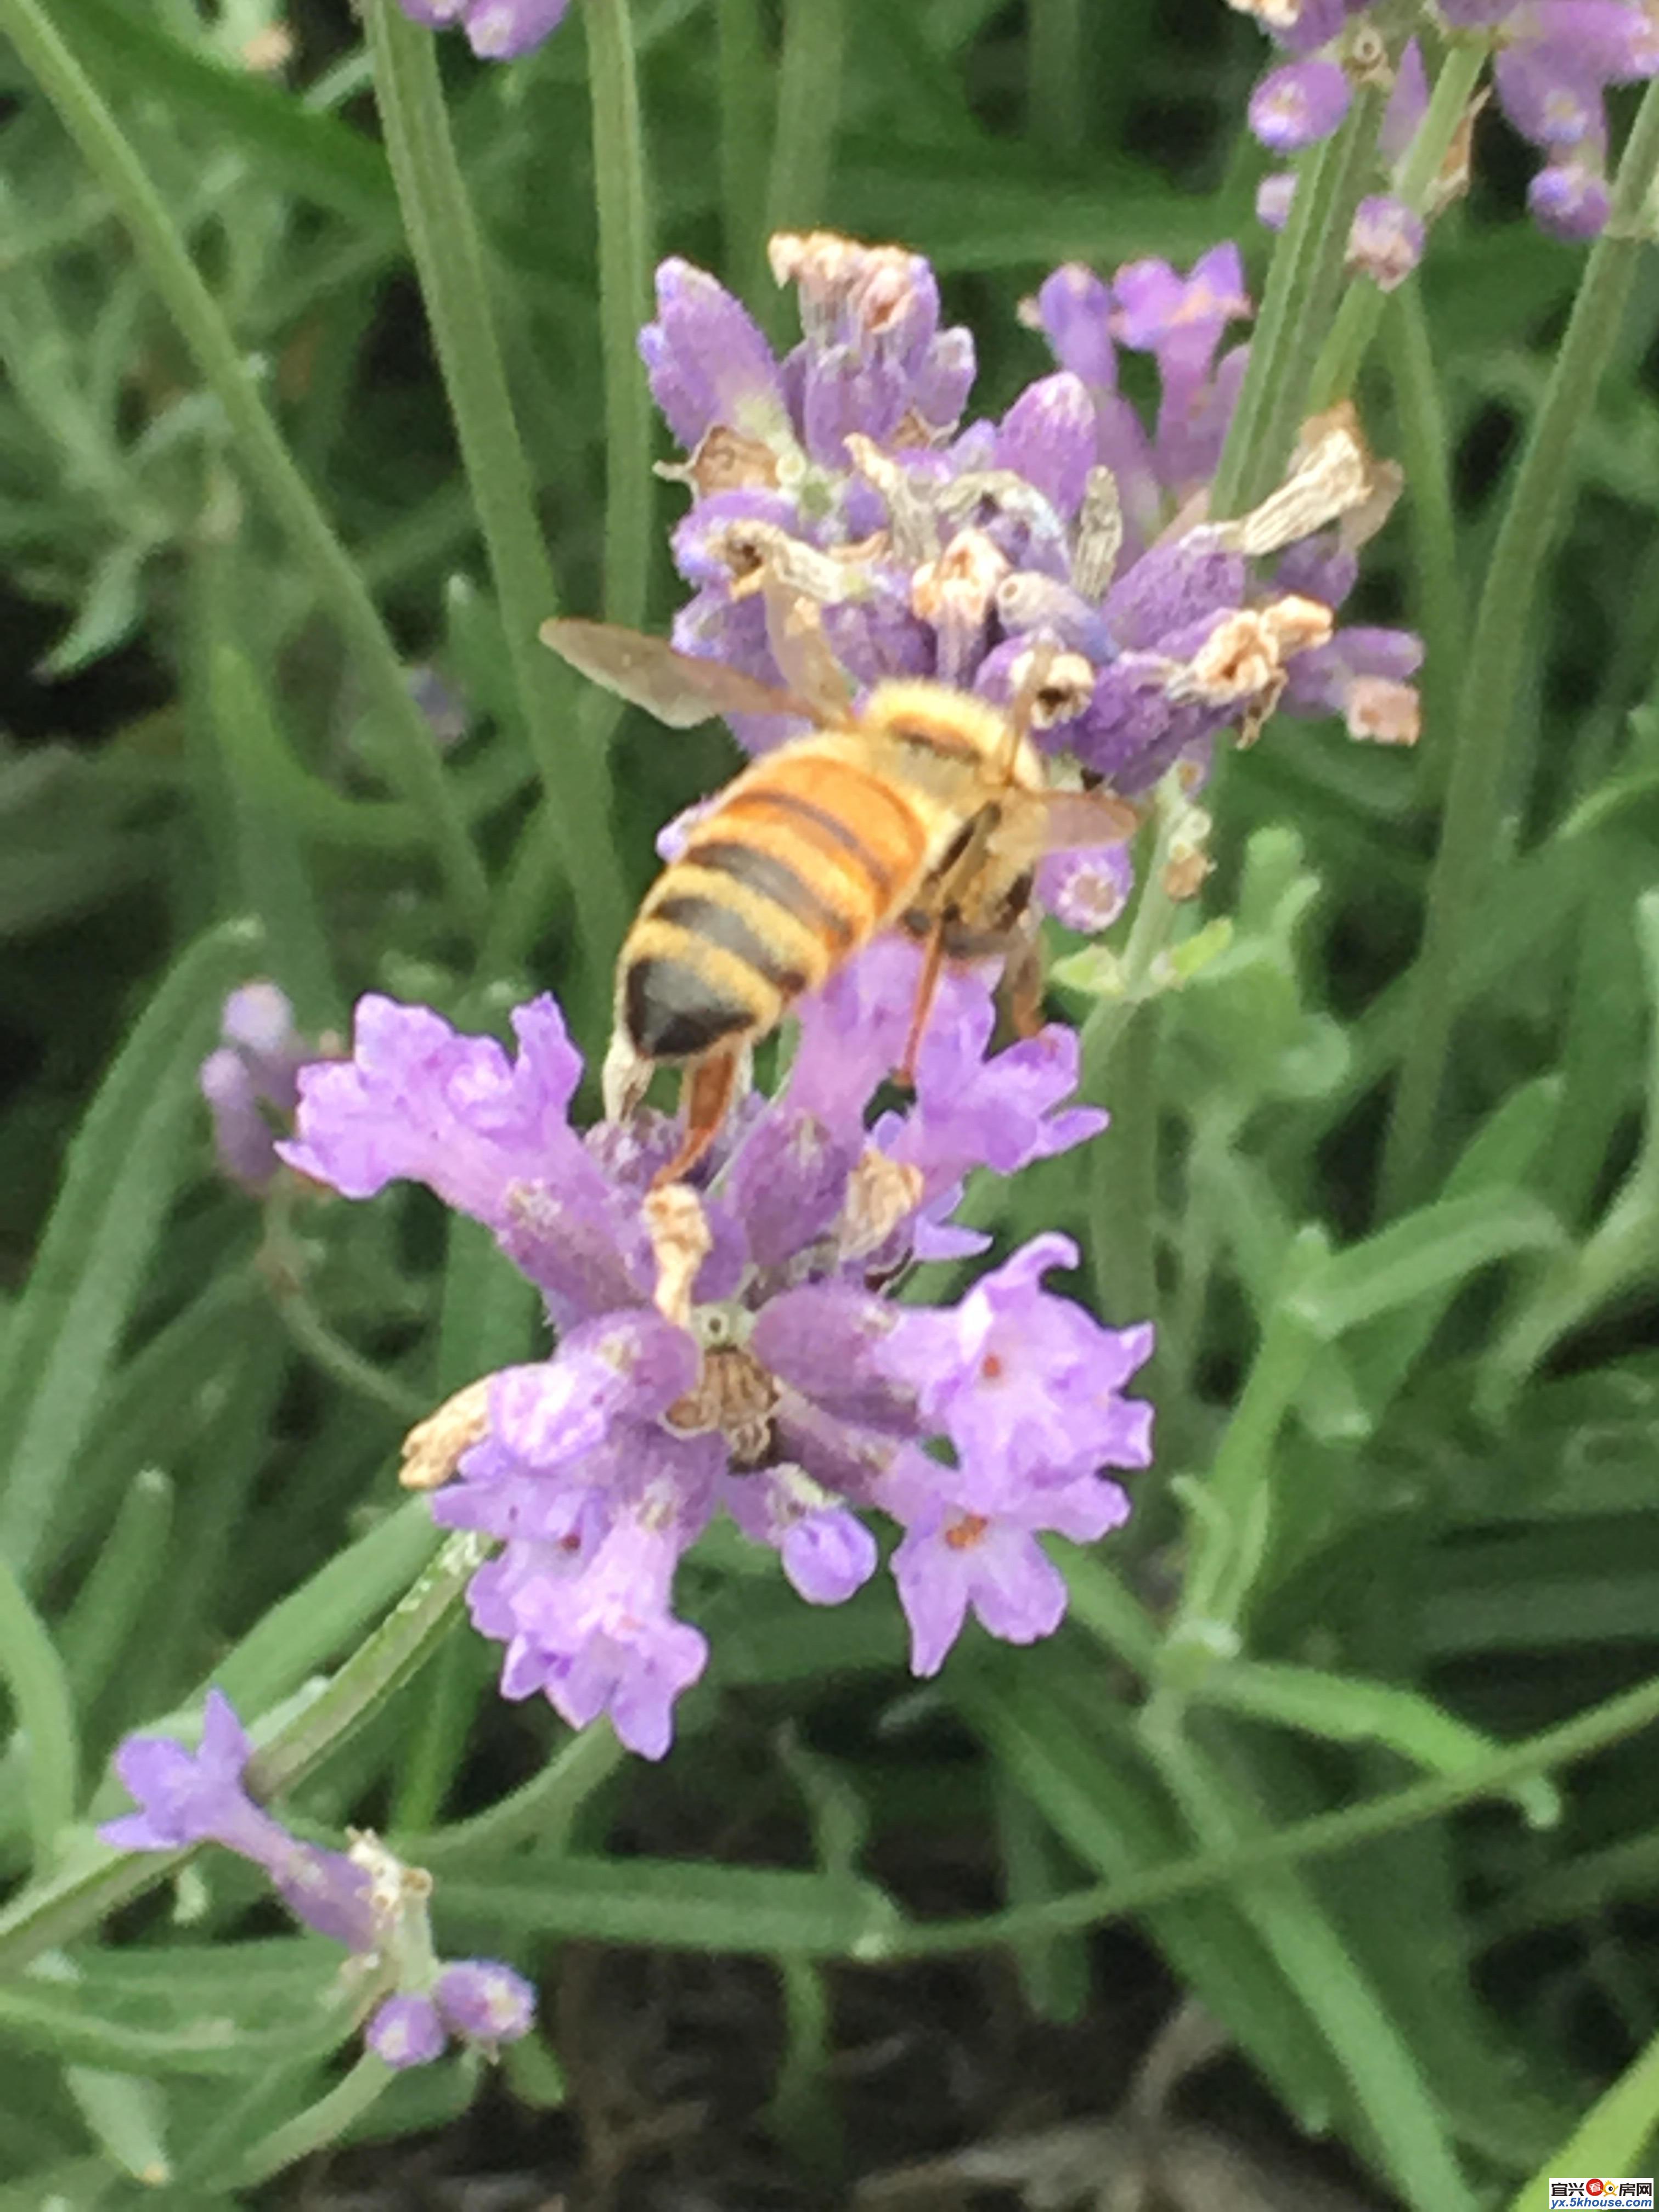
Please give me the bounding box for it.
[1249,57,1352,152]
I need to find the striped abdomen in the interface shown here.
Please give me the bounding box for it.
[620,746,931,1062]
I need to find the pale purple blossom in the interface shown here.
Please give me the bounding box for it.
[284,971,1152,1756]
[1347,195,1426,290]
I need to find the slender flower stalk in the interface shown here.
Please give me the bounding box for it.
[1211,81,1389,518]
[0,0,492,934]
[366,0,628,982]
[1310,38,1491,409]
[1381,75,1659,1212]
[584,0,657,635]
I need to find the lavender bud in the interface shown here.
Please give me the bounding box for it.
[367,1993,448,2069]
[434,1960,537,2046]
[1248,58,1352,153]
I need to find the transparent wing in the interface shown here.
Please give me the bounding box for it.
[539,618,825,729]
[760,578,856,723]
[991,787,1141,866]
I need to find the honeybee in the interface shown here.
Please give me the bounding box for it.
[540,612,1138,1183]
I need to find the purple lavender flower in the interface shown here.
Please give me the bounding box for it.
[102,1691,540,2066]
[636,232,1396,812]
[284,970,1152,1756]
[394,0,570,60]
[200,983,310,1194]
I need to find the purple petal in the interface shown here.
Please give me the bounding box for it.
[490,1314,699,1470]
[1494,43,1605,150]
[1347,195,1425,291]
[995,373,1098,520]
[721,1105,860,1270]
[1033,264,1119,388]
[640,259,789,450]
[1380,38,1429,161]
[1528,158,1612,238]
[1256,172,1297,232]
[751,1284,915,1431]
[434,1960,537,2044]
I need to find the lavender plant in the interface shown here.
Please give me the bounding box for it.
[3,0,1659,2202]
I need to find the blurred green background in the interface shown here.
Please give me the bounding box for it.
[4,0,1659,2203]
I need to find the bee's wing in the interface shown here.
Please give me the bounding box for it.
[540,618,824,729]
[760,578,856,724]
[992,787,1141,866]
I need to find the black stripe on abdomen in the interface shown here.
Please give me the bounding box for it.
[648,894,809,997]
[624,956,755,1060]
[685,838,857,951]
[725,787,903,904]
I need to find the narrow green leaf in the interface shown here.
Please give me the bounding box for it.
[438,1858,902,1959]
[0,919,259,1579]
[1141,1706,1473,2212]
[1194,1661,1560,1827]
[1507,2027,1659,2212]
[0,1552,80,1868]
[206,646,340,1029]
[50,0,395,224]
[63,2070,170,2188]
[59,1470,174,1708]
[1287,1190,1565,1342]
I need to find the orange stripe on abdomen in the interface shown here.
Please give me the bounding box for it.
[717,758,927,929]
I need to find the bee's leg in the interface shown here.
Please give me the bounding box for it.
[896,918,950,1088]
[653,1047,741,1188]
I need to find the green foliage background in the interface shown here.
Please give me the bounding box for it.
[2,0,1659,2201]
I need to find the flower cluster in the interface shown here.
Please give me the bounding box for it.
[396,0,569,61]
[1236,0,1659,245]
[199,983,312,1195]
[100,1691,535,2069]
[278,957,1154,1758]
[640,228,1420,875]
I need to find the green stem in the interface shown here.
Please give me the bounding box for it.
[584,0,656,635]
[366,0,627,984]
[409,1717,624,1865]
[232,2053,395,2186]
[0,1553,79,1870]
[1170,1230,1325,1658]
[1384,281,1464,808]
[1088,1001,1161,1329]
[1211,75,1388,519]
[0,0,489,932]
[885,1660,1659,1958]
[1028,0,1087,161]
[1381,77,1659,1215]
[1309,37,1490,409]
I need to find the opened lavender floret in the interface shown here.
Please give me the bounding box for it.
[100,1689,535,2068]
[278,951,1153,1758]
